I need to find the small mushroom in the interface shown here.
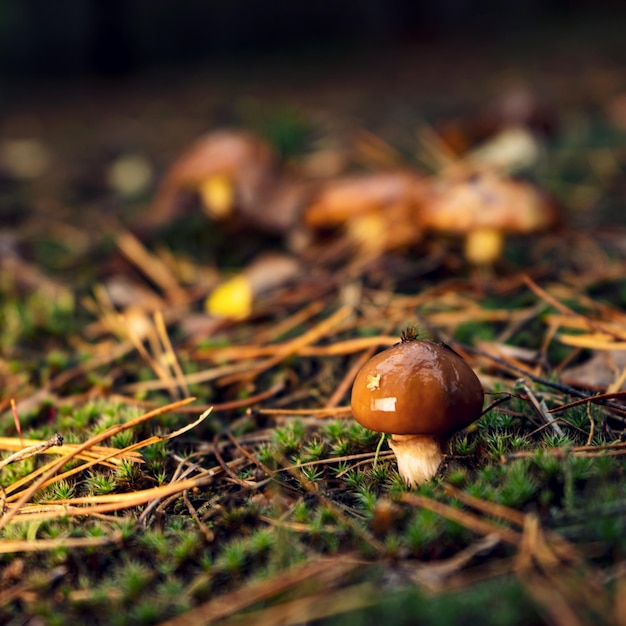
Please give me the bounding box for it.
[417,167,559,265]
[350,330,484,487]
[303,170,428,256]
[144,130,306,235]
[437,83,556,158]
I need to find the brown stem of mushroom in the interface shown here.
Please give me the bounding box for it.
[388,434,447,487]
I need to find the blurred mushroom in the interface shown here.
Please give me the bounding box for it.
[303,170,428,257]
[465,126,542,173]
[416,167,560,265]
[438,83,556,159]
[144,130,306,235]
[0,138,52,180]
[106,153,154,198]
[483,83,556,139]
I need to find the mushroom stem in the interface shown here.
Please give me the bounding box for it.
[388,434,446,487]
[464,228,504,265]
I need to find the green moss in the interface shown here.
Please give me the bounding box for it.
[498,460,539,508]
[405,508,445,554]
[273,420,306,456]
[454,321,496,345]
[84,471,118,495]
[324,575,540,626]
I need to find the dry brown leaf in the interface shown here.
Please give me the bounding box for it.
[561,349,626,391]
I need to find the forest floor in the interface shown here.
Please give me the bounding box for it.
[2,17,626,625]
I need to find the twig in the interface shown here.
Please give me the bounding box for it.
[481,393,516,415]
[585,403,595,446]
[212,582,378,626]
[325,344,376,408]
[122,361,261,392]
[157,556,364,626]
[514,513,612,626]
[124,314,180,400]
[154,310,190,398]
[212,433,257,488]
[249,406,352,418]
[523,274,626,341]
[218,306,353,386]
[503,440,626,461]
[116,229,187,303]
[0,532,122,554]
[460,343,626,417]
[516,378,564,436]
[183,490,215,542]
[274,452,386,554]
[194,335,398,362]
[0,434,64,472]
[0,398,196,531]
[278,450,395,474]
[400,492,522,546]
[226,431,275,479]
[10,399,23,448]
[547,391,626,414]
[442,484,580,564]
[442,483,526,527]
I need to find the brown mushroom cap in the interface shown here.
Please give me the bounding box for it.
[163,130,276,192]
[304,171,427,229]
[302,171,429,254]
[417,168,558,235]
[350,338,484,437]
[144,130,306,234]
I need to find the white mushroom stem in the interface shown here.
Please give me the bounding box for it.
[387,434,447,487]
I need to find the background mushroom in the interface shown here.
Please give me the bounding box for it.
[350,330,484,487]
[143,129,306,235]
[416,167,559,265]
[302,170,428,257]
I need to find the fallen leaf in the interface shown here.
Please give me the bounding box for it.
[562,350,626,391]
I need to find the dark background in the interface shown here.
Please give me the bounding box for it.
[1,0,625,237]
[1,0,625,78]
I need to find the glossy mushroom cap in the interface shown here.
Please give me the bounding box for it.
[350,337,484,438]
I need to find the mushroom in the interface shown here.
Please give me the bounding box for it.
[416,167,559,265]
[350,330,484,487]
[144,130,306,235]
[303,170,428,256]
[437,83,556,159]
